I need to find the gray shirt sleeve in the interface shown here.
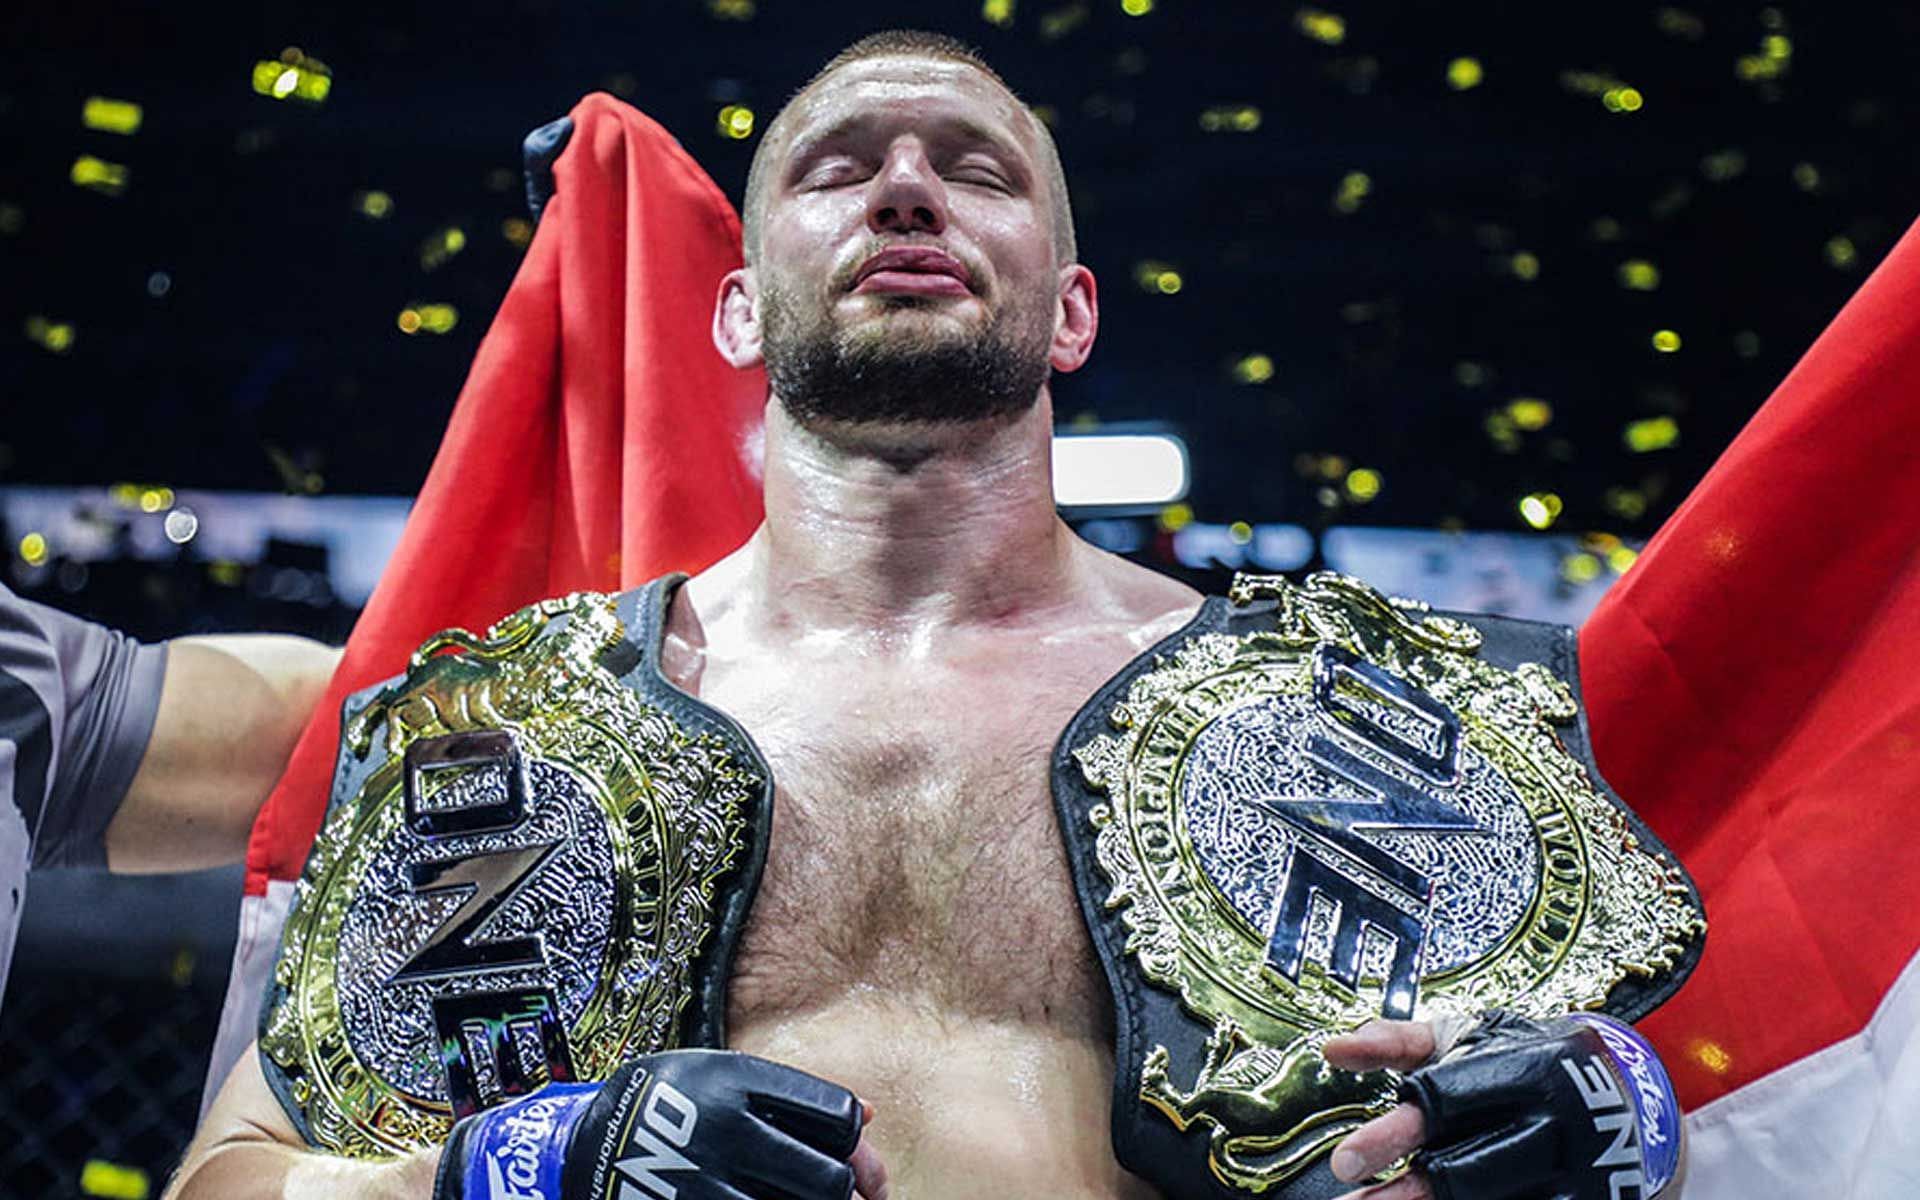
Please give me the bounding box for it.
[0,584,169,870]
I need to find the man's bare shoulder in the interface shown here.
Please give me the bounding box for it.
[1069,534,1204,650]
[660,540,757,692]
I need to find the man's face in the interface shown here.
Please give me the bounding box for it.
[750,56,1065,427]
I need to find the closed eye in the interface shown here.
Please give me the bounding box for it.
[799,158,871,190]
[945,155,1016,191]
[949,169,1012,191]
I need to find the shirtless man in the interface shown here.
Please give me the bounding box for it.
[170,31,1684,1200]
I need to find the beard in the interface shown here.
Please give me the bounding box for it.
[759,274,1053,428]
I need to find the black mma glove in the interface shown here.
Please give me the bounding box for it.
[433,1049,864,1200]
[1395,1010,1682,1200]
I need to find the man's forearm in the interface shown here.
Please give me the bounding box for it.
[105,634,340,873]
[168,1044,439,1200]
[165,1138,437,1200]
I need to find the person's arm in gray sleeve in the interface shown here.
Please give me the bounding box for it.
[107,628,341,873]
[2,584,341,873]
[8,585,168,870]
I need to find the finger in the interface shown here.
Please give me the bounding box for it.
[1422,1118,1558,1200]
[739,1123,855,1200]
[1427,1010,1481,1061]
[1323,1020,1440,1073]
[1331,1170,1434,1200]
[742,1062,864,1159]
[851,1138,890,1200]
[1330,1103,1427,1183]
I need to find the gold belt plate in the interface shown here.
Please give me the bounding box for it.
[1072,573,1703,1192]
[259,592,760,1156]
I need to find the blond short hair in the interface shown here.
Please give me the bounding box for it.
[741,30,1077,267]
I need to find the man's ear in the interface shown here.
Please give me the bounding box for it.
[1050,264,1098,373]
[713,268,763,369]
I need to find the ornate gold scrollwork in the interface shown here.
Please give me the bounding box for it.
[1077,572,1703,1192]
[262,592,759,1157]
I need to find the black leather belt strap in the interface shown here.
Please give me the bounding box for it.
[1050,593,1703,1200]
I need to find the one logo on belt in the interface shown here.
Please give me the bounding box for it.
[1251,644,1483,1019]
[400,730,579,1117]
[392,840,564,983]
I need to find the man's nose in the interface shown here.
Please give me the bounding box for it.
[866,144,947,237]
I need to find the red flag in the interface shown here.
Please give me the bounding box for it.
[242,93,763,898]
[1582,217,1920,1114]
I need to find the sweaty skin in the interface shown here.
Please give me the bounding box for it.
[169,50,1480,1200]
[662,461,1197,1200]
[692,55,1200,1195]
[167,52,1194,1200]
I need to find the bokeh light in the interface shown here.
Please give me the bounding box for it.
[717,104,756,139]
[1295,8,1347,45]
[1518,492,1563,530]
[1232,353,1275,384]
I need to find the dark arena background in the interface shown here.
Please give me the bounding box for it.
[2,2,1916,1196]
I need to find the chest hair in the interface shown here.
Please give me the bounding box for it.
[706,656,1117,1035]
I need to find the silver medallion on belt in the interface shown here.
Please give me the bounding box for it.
[1073,571,1704,1193]
[260,592,761,1157]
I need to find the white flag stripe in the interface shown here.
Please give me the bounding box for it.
[1683,945,1920,1199]
[201,881,295,1118]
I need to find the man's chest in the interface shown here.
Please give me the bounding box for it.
[694,649,1124,1033]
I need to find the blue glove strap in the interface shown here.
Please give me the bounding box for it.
[456,1082,599,1200]
[1569,1014,1682,1193]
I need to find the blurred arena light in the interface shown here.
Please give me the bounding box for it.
[1052,429,1189,510]
[1172,521,1313,572]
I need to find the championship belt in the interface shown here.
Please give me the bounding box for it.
[1052,572,1705,1199]
[259,577,771,1156]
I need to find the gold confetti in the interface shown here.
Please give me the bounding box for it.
[1518,493,1563,530]
[251,49,332,104]
[1232,354,1275,384]
[1446,57,1484,90]
[1295,7,1346,45]
[25,315,76,353]
[70,155,129,195]
[1624,416,1680,452]
[717,104,756,140]
[81,97,143,135]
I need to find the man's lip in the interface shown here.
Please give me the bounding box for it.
[853,271,973,298]
[852,247,973,289]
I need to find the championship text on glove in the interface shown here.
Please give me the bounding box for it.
[1400,1011,1684,1200]
[433,1050,864,1200]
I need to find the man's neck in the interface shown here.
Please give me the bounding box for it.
[740,392,1084,642]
